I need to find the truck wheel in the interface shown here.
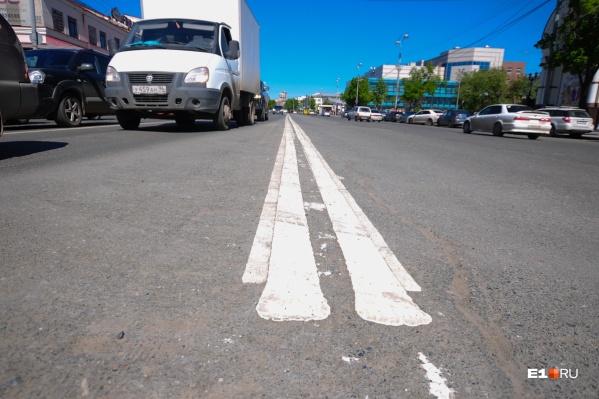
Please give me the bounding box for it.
[55,95,83,127]
[242,102,255,126]
[214,96,231,131]
[233,109,244,127]
[257,107,266,122]
[116,111,141,130]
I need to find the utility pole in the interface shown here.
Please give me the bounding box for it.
[29,0,38,49]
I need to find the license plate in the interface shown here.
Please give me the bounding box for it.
[576,120,588,125]
[132,85,167,95]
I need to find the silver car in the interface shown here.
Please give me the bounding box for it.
[347,106,371,122]
[463,104,551,140]
[536,107,594,138]
[410,109,444,125]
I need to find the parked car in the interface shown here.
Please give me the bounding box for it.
[410,109,444,125]
[370,109,383,122]
[463,104,551,140]
[255,81,270,121]
[399,111,415,123]
[437,109,472,128]
[536,107,594,137]
[347,106,371,122]
[272,105,284,115]
[384,111,403,122]
[0,14,38,136]
[322,110,331,117]
[25,48,113,127]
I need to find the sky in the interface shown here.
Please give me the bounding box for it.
[83,0,556,99]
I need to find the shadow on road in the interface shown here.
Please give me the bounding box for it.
[0,141,69,160]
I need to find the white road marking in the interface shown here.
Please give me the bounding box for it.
[253,120,330,321]
[418,352,455,399]
[242,131,286,284]
[290,118,431,327]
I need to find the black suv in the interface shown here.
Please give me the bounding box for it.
[255,81,270,121]
[0,14,38,136]
[25,49,113,127]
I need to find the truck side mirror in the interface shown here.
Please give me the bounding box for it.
[108,39,119,56]
[225,40,240,60]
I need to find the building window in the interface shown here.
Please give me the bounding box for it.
[507,67,513,73]
[516,68,522,74]
[114,38,120,48]
[88,26,97,46]
[100,31,107,49]
[68,16,78,38]
[52,9,64,32]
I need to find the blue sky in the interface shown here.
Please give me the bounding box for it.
[85,0,556,99]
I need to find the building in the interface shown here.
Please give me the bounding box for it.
[425,46,505,81]
[1,0,134,53]
[503,61,526,80]
[536,0,598,123]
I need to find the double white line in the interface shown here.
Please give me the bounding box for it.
[243,116,431,327]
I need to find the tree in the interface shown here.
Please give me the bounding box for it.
[310,97,316,111]
[341,77,371,107]
[535,0,599,109]
[400,63,441,110]
[372,78,387,109]
[268,99,277,109]
[284,98,300,111]
[458,67,513,111]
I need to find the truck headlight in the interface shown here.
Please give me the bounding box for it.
[29,70,45,84]
[106,66,120,82]
[184,67,209,84]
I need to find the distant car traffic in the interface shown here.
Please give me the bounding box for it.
[536,107,594,137]
[272,105,284,115]
[463,104,551,140]
[348,106,371,122]
[399,111,415,123]
[0,14,38,136]
[25,48,113,127]
[384,111,403,122]
[322,110,331,117]
[410,109,444,125]
[437,109,472,128]
[370,109,383,122]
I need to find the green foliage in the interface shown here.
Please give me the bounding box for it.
[535,0,599,108]
[458,67,519,111]
[341,77,372,107]
[372,79,387,109]
[401,63,441,109]
[310,97,316,111]
[268,99,277,108]
[284,98,300,111]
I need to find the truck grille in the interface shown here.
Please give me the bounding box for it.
[133,95,169,104]
[128,73,174,84]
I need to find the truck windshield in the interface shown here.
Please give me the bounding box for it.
[122,20,217,52]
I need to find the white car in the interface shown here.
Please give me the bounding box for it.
[347,106,371,122]
[370,109,383,122]
[536,107,594,138]
[409,109,444,125]
[463,104,551,140]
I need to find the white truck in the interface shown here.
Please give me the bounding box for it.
[105,0,261,131]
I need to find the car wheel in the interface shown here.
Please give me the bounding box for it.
[492,123,504,137]
[55,94,83,127]
[355,117,358,122]
[527,134,539,140]
[426,119,433,126]
[214,95,231,131]
[549,125,557,136]
[463,121,472,134]
[116,110,141,130]
[448,120,454,128]
[242,102,255,126]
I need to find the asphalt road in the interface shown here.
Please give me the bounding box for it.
[1,115,597,398]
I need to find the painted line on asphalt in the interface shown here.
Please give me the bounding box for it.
[242,128,286,284]
[418,352,455,399]
[289,117,431,326]
[252,117,330,321]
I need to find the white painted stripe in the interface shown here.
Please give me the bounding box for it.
[254,117,330,321]
[290,117,431,327]
[242,131,286,284]
[418,353,455,399]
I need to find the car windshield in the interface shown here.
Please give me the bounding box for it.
[121,20,217,52]
[25,50,74,68]
[506,105,532,113]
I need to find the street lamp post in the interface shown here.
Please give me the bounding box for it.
[394,33,409,111]
[355,63,362,105]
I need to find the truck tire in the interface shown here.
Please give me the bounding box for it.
[242,102,255,126]
[55,94,83,127]
[214,95,231,131]
[116,111,141,130]
[233,110,244,127]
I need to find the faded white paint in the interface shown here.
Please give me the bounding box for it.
[418,352,455,399]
